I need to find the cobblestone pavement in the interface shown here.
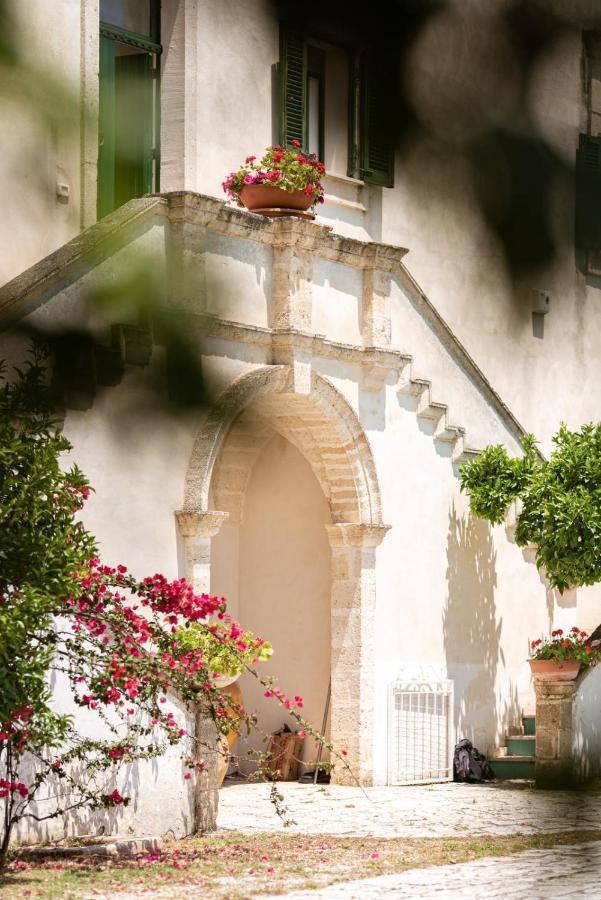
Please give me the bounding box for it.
[218,780,601,837]
[266,841,601,899]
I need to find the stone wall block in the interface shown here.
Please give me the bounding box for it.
[270,244,313,331]
[362,266,392,348]
[534,680,578,789]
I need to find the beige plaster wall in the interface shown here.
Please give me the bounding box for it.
[15,678,198,844]
[210,433,332,774]
[380,29,601,453]
[0,0,90,285]
[4,1,599,472]
[182,0,601,450]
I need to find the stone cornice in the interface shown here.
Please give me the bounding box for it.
[162,192,409,271]
[169,311,411,376]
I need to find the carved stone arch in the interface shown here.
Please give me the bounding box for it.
[182,365,384,526]
[177,364,389,785]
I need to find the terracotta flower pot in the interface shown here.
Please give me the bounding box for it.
[239,184,314,216]
[528,658,582,681]
[217,680,245,787]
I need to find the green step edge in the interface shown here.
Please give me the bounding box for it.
[506,736,536,758]
[489,757,535,780]
[523,715,536,736]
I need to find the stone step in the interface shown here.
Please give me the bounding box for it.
[506,735,535,757]
[489,756,535,780]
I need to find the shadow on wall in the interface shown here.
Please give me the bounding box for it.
[443,504,518,751]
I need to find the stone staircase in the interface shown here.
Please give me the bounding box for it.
[488,714,536,780]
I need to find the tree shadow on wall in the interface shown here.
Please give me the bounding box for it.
[444,503,517,753]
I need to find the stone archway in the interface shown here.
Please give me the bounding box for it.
[176,365,389,784]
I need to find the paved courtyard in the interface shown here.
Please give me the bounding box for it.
[218,780,601,838]
[267,841,601,899]
[218,781,601,898]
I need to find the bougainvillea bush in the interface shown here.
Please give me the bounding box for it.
[0,352,343,869]
[222,142,325,208]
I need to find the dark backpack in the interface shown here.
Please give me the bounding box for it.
[453,738,494,783]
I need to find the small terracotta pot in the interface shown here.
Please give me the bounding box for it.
[528,658,582,682]
[239,184,314,213]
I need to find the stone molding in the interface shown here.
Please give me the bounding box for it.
[0,189,534,456]
[183,365,385,527]
[326,523,391,549]
[175,509,229,538]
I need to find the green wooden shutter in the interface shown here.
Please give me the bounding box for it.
[575,133,601,251]
[359,57,394,188]
[98,36,116,219]
[279,30,307,149]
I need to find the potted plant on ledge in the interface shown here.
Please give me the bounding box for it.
[529,627,600,681]
[222,142,325,219]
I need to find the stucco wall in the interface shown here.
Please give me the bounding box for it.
[573,665,601,784]
[3,0,600,467]
[15,681,198,845]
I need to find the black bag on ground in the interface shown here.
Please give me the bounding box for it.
[453,738,494,783]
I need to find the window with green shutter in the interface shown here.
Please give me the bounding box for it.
[358,54,395,188]
[279,29,394,189]
[576,33,601,274]
[97,0,161,219]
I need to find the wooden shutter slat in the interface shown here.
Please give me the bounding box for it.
[280,31,307,149]
[576,133,601,251]
[360,55,394,188]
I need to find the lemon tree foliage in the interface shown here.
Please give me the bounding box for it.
[460,425,601,593]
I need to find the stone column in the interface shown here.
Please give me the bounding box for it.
[194,713,220,833]
[362,267,392,348]
[270,223,315,331]
[534,679,578,788]
[326,522,390,787]
[175,510,229,593]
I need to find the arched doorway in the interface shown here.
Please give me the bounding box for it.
[211,431,331,773]
[176,366,389,785]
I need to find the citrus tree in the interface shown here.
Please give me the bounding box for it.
[460,424,601,592]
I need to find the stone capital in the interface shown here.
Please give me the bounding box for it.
[534,680,578,702]
[326,522,391,549]
[175,509,229,538]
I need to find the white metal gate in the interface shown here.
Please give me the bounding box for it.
[388,678,453,785]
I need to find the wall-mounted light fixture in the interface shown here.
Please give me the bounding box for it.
[531,289,550,315]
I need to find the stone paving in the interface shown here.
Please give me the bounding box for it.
[218,780,601,837]
[267,841,601,899]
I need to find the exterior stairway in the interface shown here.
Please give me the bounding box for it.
[488,714,536,780]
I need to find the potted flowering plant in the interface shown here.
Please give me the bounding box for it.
[222,141,325,217]
[175,621,273,688]
[529,627,600,681]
